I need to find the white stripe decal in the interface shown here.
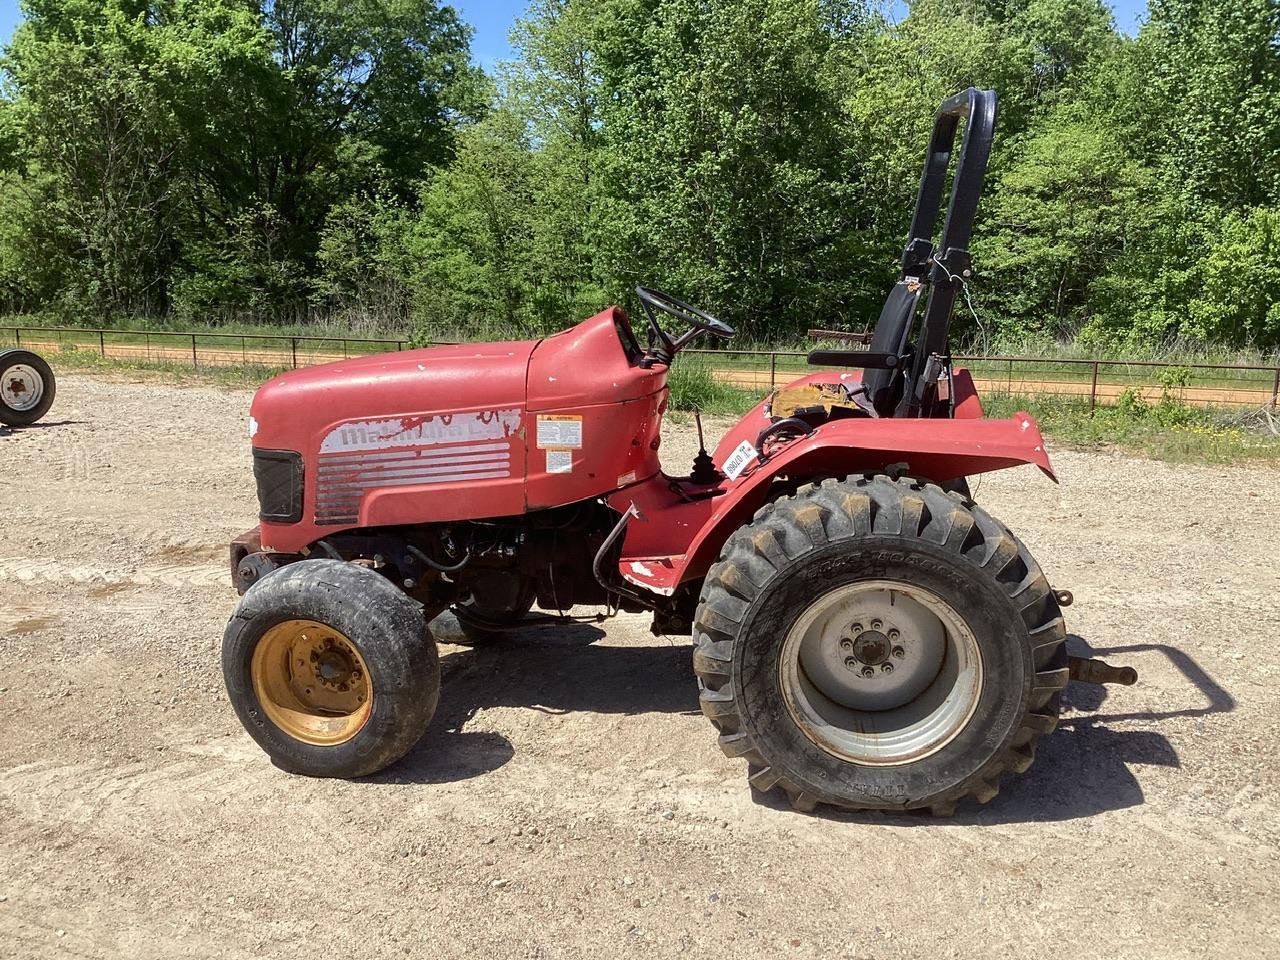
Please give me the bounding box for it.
[320,410,523,453]
[316,465,512,493]
[315,469,512,500]
[318,453,511,476]
[317,442,511,465]
[314,422,519,523]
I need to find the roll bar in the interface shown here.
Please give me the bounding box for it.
[897,88,997,416]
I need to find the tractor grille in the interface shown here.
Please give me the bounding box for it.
[313,442,514,526]
[253,448,304,523]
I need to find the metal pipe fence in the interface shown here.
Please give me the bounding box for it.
[6,324,1279,412]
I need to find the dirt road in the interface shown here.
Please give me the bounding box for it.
[2,373,1278,959]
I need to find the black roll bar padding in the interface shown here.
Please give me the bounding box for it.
[895,88,998,416]
[805,349,905,370]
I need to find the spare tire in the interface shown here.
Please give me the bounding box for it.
[0,349,56,426]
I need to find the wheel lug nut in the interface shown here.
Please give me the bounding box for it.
[844,657,859,671]
[860,666,874,679]
[892,646,905,659]
[850,623,863,634]
[839,638,854,652]
[870,619,883,631]
[881,662,894,674]
[888,629,900,641]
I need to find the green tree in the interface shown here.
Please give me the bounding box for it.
[1,0,480,320]
[408,110,539,338]
[595,0,861,340]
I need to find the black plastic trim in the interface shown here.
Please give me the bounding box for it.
[253,448,304,523]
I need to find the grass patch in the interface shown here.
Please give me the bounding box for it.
[984,388,1280,464]
[665,356,757,415]
[40,343,281,389]
[0,310,411,342]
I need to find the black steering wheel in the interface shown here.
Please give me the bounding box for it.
[635,286,735,361]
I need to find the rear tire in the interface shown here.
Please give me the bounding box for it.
[692,475,1067,815]
[0,349,56,426]
[223,559,439,778]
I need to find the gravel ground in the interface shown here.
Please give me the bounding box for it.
[1,373,1278,960]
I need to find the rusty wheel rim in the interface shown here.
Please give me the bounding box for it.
[2,364,44,412]
[779,580,983,766]
[250,619,373,746]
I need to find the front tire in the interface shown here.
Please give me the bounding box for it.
[0,349,56,426]
[223,559,440,778]
[692,475,1067,815]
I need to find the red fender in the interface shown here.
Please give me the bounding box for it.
[609,381,1054,597]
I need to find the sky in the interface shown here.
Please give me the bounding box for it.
[0,0,1152,69]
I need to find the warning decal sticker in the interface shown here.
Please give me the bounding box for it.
[536,414,583,449]
[546,449,573,474]
[721,440,759,480]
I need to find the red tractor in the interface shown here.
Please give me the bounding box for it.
[224,89,1131,815]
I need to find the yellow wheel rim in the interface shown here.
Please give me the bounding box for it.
[250,619,373,746]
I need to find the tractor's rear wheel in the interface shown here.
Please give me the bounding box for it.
[223,559,439,778]
[692,475,1067,815]
[0,349,56,427]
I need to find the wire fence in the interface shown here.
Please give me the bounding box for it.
[6,324,1279,412]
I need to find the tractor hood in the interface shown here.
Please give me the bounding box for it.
[246,308,667,553]
[248,339,537,453]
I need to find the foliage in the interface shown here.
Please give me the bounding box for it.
[665,355,756,414]
[0,0,480,321]
[982,390,1280,464]
[0,0,1278,354]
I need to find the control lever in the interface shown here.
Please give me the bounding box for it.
[689,407,722,485]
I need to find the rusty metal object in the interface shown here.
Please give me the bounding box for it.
[1068,656,1138,686]
[1054,588,1074,607]
[770,383,863,419]
[230,527,263,592]
[235,552,279,592]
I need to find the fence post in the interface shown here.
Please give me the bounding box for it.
[770,353,777,390]
[99,330,105,357]
[397,340,404,352]
[1089,361,1099,416]
[14,327,19,347]
[1271,367,1280,412]
[191,333,198,369]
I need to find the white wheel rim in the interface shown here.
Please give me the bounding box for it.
[779,579,983,766]
[2,364,44,412]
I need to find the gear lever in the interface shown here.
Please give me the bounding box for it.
[689,407,722,484]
